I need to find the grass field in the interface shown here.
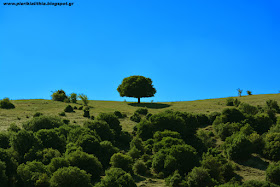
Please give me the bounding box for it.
[0,93,279,186]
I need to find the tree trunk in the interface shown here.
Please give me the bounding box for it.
[138,97,140,103]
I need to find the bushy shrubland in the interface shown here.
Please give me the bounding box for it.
[97,113,122,134]
[0,98,15,109]
[263,133,280,161]
[214,122,241,140]
[266,100,280,113]
[238,103,259,115]
[110,153,133,173]
[130,112,142,122]
[23,115,64,132]
[114,110,126,118]
[185,167,217,187]
[133,159,147,175]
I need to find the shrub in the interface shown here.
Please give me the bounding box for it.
[48,157,70,173]
[96,167,136,187]
[266,100,280,113]
[266,162,280,185]
[133,159,147,175]
[10,130,40,157]
[50,166,92,187]
[246,90,252,95]
[135,108,148,115]
[128,146,141,159]
[59,112,66,116]
[243,180,279,187]
[70,93,77,103]
[84,120,114,141]
[97,113,122,134]
[165,170,182,187]
[0,161,8,186]
[78,106,83,110]
[214,108,245,125]
[0,132,10,149]
[98,141,119,168]
[76,134,100,155]
[64,105,74,113]
[67,150,103,181]
[78,94,89,106]
[7,123,21,133]
[213,122,241,140]
[208,112,221,125]
[110,153,133,173]
[238,103,258,115]
[253,113,274,134]
[196,129,216,148]
[33,112,43,117]
[130,112,141,122]
[153,137,185,152]
[153,130,182,142]
[51,89,67,102]
[224,133,253,160]
[36,148,61,164]
[226,98,235,106]
[185,167,216,187]
[36,129,66,153]
[23,115,64,132]
[263,133,280,161]
[0,98,15,109]
[114,111,126,118]
[248,133,264,154]
[73,106,77,109]
[17,161,49,187]
[83,109,90,118]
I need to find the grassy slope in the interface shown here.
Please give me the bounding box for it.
[0,93,279,186]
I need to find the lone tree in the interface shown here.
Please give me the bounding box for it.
[117,75,156,104]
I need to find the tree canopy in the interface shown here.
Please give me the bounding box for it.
[117,75,156,103]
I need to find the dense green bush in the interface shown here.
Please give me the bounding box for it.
[98,141,119,168]
[97,113,122,134]
[226,98,241,107]
[48,157,70,173]
[96,167,137,187]
[36,148,61,165]
[266,100,280,113]
[83,109,90,118]
[196,129,216,148]
[76,134,100,155]
[67,150,103,181]
[114,111,126,118]
[133,159,147,175]
[135,108,148,115]
[23,115,64,132]
[33,112,43,117]
[36,129,66,153]
[0,160,8,186]
[208,112,221,125]
[0,98,15,109]
[224,133,253,160]
[165,170,182,187]
[84,120,114,141]
[266,162,280,185]
[252,113,274,134]
[110,153,133,173]
[153,130,182,142]
[50,166,92,187]
[0,132,10,149]
[185,167,217,187]
[17,161,49,186]
[130,112,142,122]
[78,94,89,106]
[70,93,77,103]
[51,90,68,102]
[7,123,21,133]
[214,122,241,140]
[238,103,259,115]
[263,133,280,161]
[64,105,74,112]
[243,180,279,187]
[153,137,185,152]
[214,108,245,124]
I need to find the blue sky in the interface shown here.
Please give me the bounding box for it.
[0,0,279,102]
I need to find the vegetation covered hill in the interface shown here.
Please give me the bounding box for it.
[0,93,280,187]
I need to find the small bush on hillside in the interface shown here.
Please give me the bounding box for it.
[73,106,77,110]
[263,133,280,161]
[133,159,147,175]
[185,167,217,187]
[78,94,89,106]
[36,129,66,153]
[246,90,252,95]
[130,112,141,122]
[110,153,134,173]
[64,97,70,103]
[97,113,122,134]
[135,108,148,115]
[208,112,221,125]
[96,167,137,187]
[214,108,245,125]
[248,133,264,154]
[266,100,280,113]
[196,129,216,148]
[33,112,43,117]
[165,170,182,187]
[78,106,83,110]
[51,89,68,102]
[83,110,90,118]
[48,157,70,173]
[7,123,21,133]
[266,162,280,185]
[99,141,119,168]
[0,98,15,109]
[252,113,274,134]
[225,98,240,107]
[58,112,66,116]
[64,105,74,113]
[70,93,77,103]
[213,122,241,141]
[23,116,64,132]
[84,120,114,141]
[224,133,253,161]
[0,160,8,186]
[114,111,126,118]
[50,166,92,187]
[238,103,258,115]
[0,133,10,149]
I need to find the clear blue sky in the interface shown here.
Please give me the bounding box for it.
[0,0,279,102]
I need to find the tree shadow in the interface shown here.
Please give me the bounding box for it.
[237,154,269,171]
[128,103,171,109]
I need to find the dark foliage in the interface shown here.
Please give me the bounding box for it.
[64,105,74,113]
[97,113,122,134]
[135,108,148,115]
[0,98,15,109]
[33,112,43,117]
[23,115,64,132]
[266,162,280,185]
[130,112,141,122]
[51,89,68,102]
